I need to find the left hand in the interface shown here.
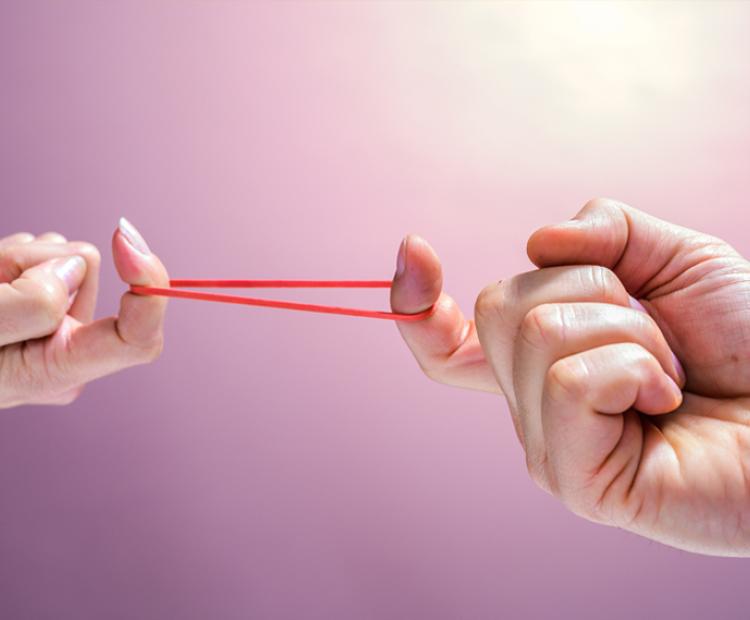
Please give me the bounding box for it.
[0,218,169,408]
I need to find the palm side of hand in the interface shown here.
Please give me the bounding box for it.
[611,251,750,554]
[632,392,750,555]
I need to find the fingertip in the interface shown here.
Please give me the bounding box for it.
[391,234,443,313]
[113,228,169,351]
[48,255,87,295]
[526,225,550,266]
[636,371,684,415]
[111,230,141,282]
[526,222,582,267]
[409,234,442,271]
[69,240,102,263]
[112,229,169,287]
[666,374,685,410]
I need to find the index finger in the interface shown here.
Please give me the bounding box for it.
[391,235,500,394]
[57,218,170,385]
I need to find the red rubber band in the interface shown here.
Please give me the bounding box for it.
[129,280,435,322]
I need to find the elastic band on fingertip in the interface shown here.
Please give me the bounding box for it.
[129,279,435,322]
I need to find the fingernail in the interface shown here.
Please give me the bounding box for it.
[555,219,582,229]
[628,296,686,384]
[395,237,407,277]
[671,351,686,385]
[664,374,684,410]
[628,295,648,313]
[52,255,86,293]
[119,217,151,255]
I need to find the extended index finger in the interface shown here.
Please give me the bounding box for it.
[391,235,500,394]
[55,219,169,385]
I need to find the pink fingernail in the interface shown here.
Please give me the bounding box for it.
[119,217,151,256]
[629,295,686,384]
[664,374,684,409]
[628,295,648,313]
[395,237,407,277]
[671,351,686,385]
[52,255,86,293]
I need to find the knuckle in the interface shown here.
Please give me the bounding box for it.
[627,343,654,366]
[474,283,499,321]
[474,281,510,328]
[610,345,657,391]
[520,304,565,350]
[582,197,602,210]
[0,246,21,280]
[69,241,101,267]
[546,357,589,402]
[587,265,620,302]
[634,311,662,344]
[582,196,625,217]
[28,280,68,331]
[582,196,612,212]
[629,347,658,378]
[693,233,739,261]
[41,231,67,242]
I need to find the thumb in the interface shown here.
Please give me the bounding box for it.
[526,198,710,294]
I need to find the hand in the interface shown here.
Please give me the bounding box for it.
[392,199,750,556]
[0,218,169,408]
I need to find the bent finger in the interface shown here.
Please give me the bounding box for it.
[0,240,101,323]
[474,265,631,422]
[0,233,35,248]
[36,232,68,244]
[56,219,169,385]
[513,302,684,485]
[0,255,87,346]
[542,343,682,518]
[525,197,728,295]
[391,234,499,393]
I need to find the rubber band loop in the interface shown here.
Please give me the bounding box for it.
[129,280,435,322]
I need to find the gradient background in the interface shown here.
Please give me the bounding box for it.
[1,2,749,618]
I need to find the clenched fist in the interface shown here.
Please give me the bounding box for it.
[391,198,750,557]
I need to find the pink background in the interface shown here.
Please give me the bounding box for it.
[1,2,749,618]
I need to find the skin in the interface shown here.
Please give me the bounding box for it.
[4,202,748,556]
[391,198,750,557]
[0,221,168,408]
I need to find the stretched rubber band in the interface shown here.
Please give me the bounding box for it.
[129,280,435,322]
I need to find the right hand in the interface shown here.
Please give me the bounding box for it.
[391,200,750,556]
[389,234,500,393]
